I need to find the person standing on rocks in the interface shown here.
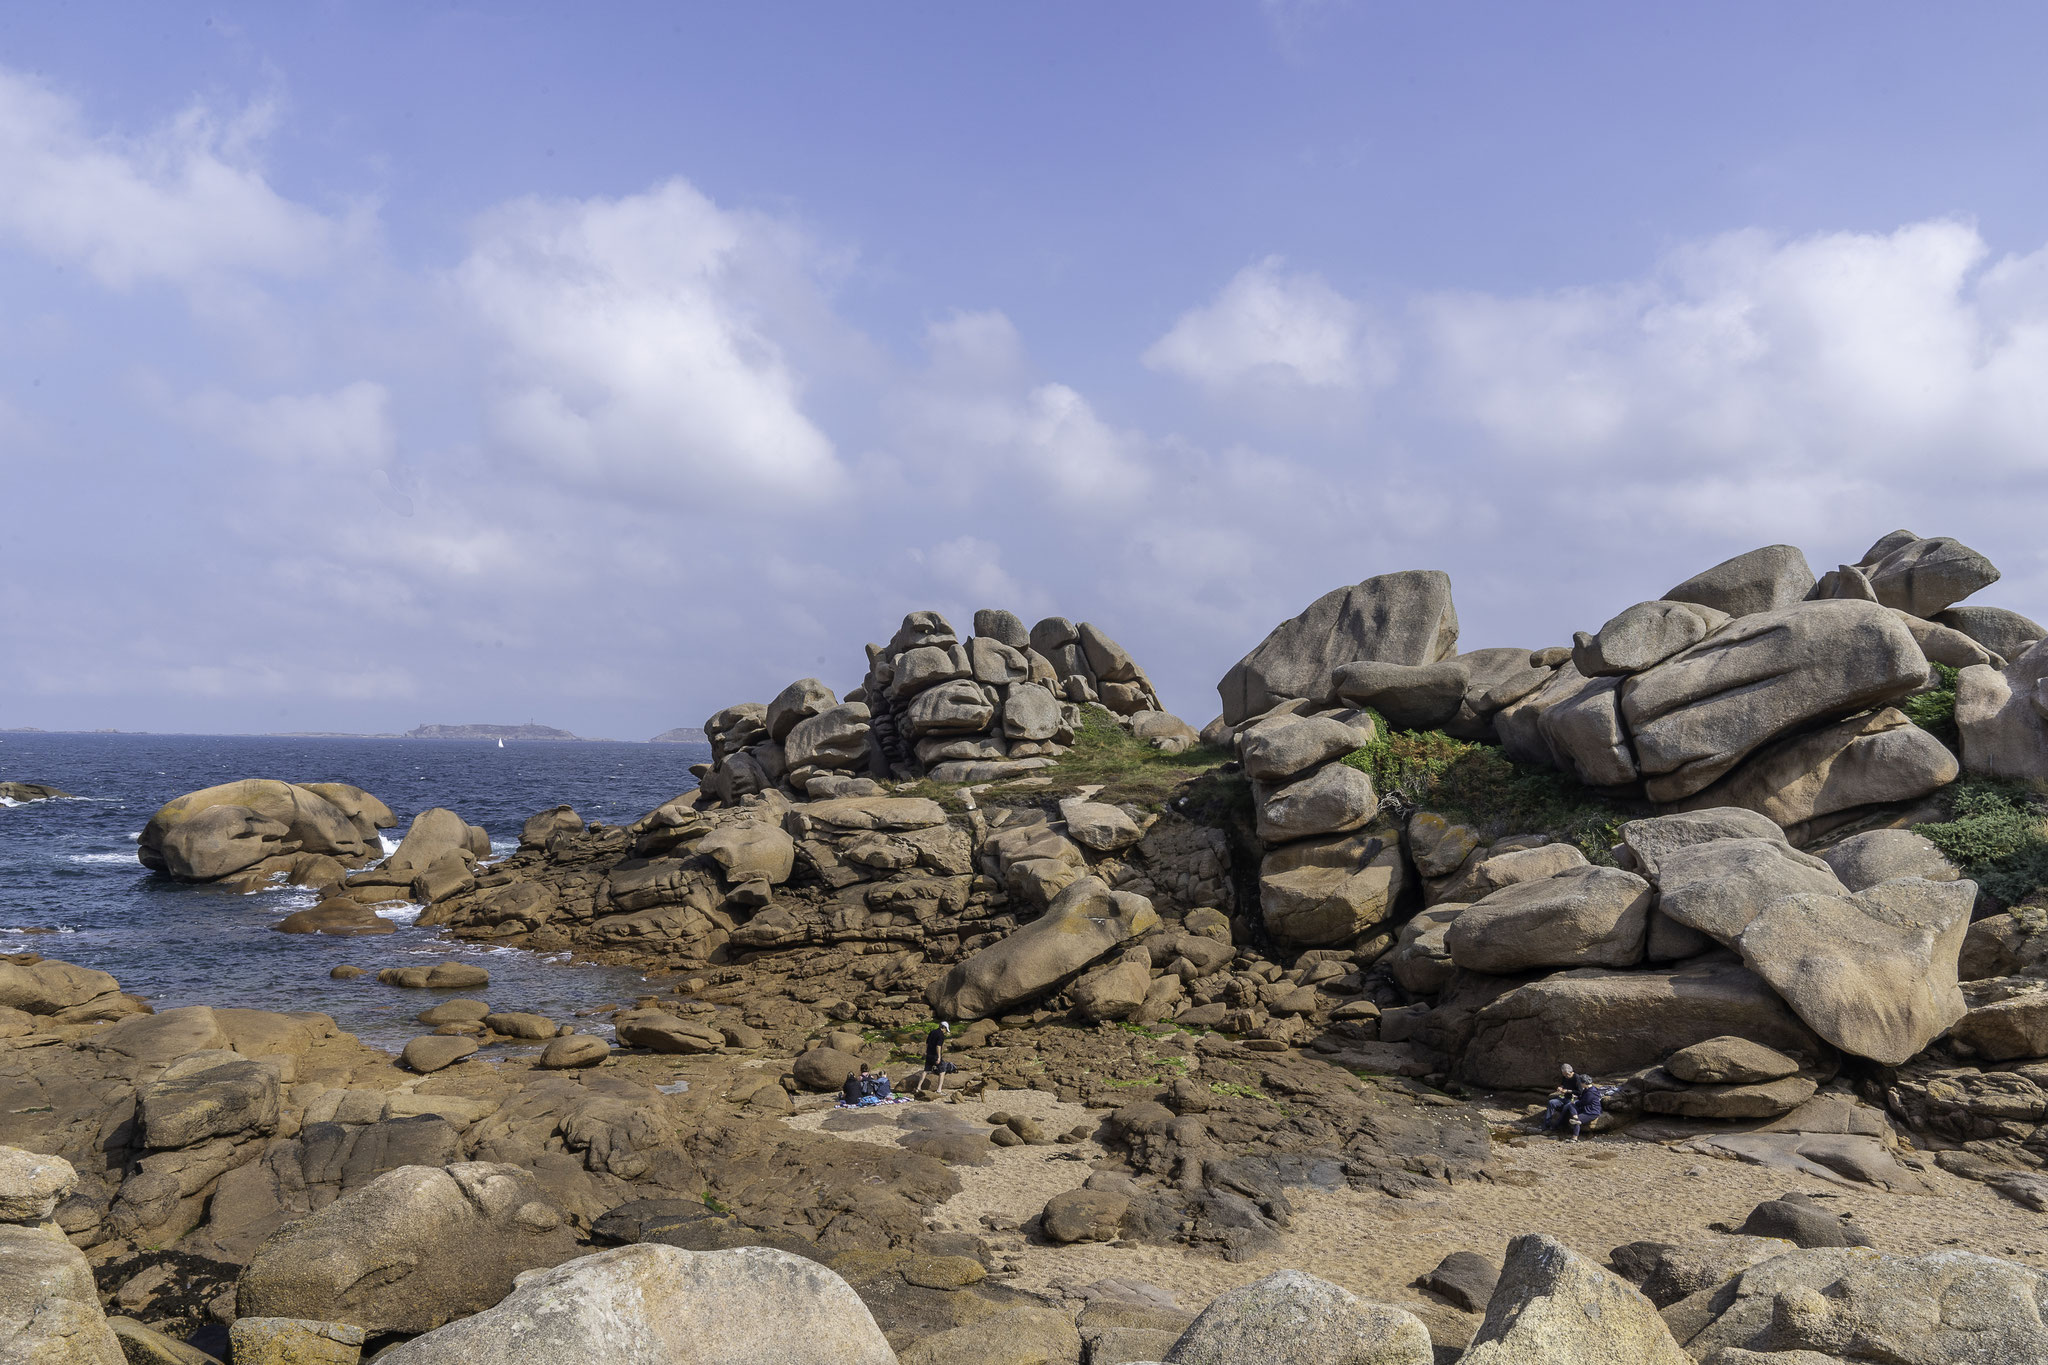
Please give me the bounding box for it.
[916,1021,957,1099]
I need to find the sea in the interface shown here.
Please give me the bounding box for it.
[0,732,712,1049]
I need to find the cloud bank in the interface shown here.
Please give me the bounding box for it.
[7,67,2048,738]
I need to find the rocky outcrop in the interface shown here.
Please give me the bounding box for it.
[1219,570,1459,726]
[376,1245,897,1365]
[1161,1269,1432,1363]
[1464,1234,1687,1364]
[1674,1244,2048,1362]
[696,608,1190,802]
[1620,600,1927,801]
[1664,544,1816,618]
[1462,960,1827,1090]
[927,876,1160,1020]
[1957,639,2048,782]
[0,781,74,802]
[235,1163,580,1333]
[1,1224,126,1365]
[1735,877,1974,1066]
[139,779,397,888]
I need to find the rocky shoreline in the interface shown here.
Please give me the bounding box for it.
[11,529,2048,1362]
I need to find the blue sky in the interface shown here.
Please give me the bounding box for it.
[5,3,2048,736]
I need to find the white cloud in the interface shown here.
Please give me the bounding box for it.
[456,179,847,503]
[1143,255,1374,390]
[1416,220,2048,481]
[0,70,357,290]
[179,381,393,467]
[889,311,1154,507]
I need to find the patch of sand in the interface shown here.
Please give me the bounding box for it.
[787,1087,2048,1341]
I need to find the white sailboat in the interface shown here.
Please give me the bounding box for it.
[497,738,504,748]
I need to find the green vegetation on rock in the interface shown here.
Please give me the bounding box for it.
[1043,706,1230,805]
[1338,714,1640,862]
[1902,662,1961,750]
[1915,778,2048,906]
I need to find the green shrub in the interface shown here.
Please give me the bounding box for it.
[1338,715,1640,862]
[1901,662,1960,749]
[1915,779,2048,906]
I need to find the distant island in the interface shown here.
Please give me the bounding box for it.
[649,727,708,743]
[406,723,581,741]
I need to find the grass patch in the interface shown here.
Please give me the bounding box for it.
[1915,778,2048,906]
[702,1192,730,1213]
[1902,663,1960,750]
[1019,705,1233,809]
[1207,1079,1268,1102]
[1338,714,1641,861]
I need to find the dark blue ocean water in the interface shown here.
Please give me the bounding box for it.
[0,733,711,1049]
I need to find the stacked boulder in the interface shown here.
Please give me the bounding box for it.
[1234,711,1401,949]
[137,780,398,892]
[1217,532,2018,865]
[695,608,1193,805]
[1389,806,1973,1118]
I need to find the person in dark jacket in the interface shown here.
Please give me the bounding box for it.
[841,1063,873,1106]
[1542,1064,1602,1140]
[915,1021,956,1098]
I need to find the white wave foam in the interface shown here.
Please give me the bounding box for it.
[0,925,76,935]
[374,903,422,925]
[0,797,18,808]
[69,852,140,865]
[379,835,400,856]
[127,831,142,841]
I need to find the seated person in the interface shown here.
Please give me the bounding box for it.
[1542,1063,1602,1140]
[841,1062,875,1106]
[1543,1064,1581,1132]
[863,1069,894,1101]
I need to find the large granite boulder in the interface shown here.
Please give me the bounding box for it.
[765,678,837,743]
[1618,807,1790,878]
[1947,990,2048,1062]
[301,782,399,846]
[1663,544,1816,618]
[1443,866,1653,974]
[0,1146,77,1223]
[0,1225,124,1365]
[1822,830,1959,893]
[1859,532,2001,617]
[1957,639,2048,782]
[139,779,376,874]
[138,1059,281,1149]
[1652,839,1845,946]
[1161,1268,1432,1364]
[0,959,126,1018]
[1678,1246,2048,1363]
[1619,600,1927,801]
[161,805,295,881]
[1462,960,1825,1090]
[1464,1233,1687,1364]
[1329,659,1471,730]
[1573,599,1730,677]
[1256,763,1379,844]
[236,1162,579,1333]
[1672,707,1958,832]
[383,808,481,875]
[376,1245,895,1365]
[1218,570,1459,726]
[1935,604,2045,660]
[927,877,1159,1020]
[784,704,872,775]
[1735,877,1975,1065]
[1259,827,1406,946]
[1237,714,1373,783]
